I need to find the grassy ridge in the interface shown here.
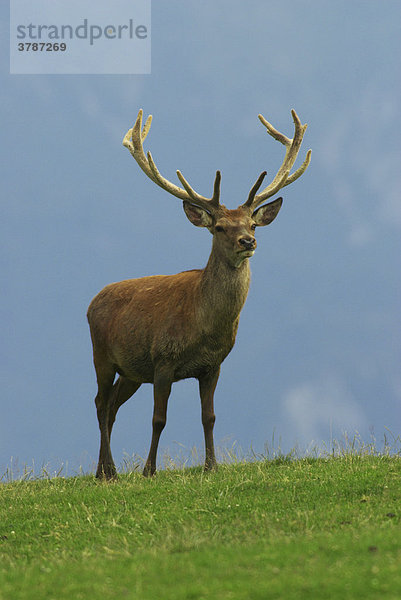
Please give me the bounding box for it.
[1,455,401,599]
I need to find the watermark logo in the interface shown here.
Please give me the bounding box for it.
[10,0,151,74]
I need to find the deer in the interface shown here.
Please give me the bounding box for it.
[87,108,311,480]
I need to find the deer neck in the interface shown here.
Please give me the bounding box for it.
[199,241,251,326]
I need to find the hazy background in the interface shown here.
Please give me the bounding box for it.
[1,1,400,476]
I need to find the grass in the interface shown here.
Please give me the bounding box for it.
[1,450,401,599]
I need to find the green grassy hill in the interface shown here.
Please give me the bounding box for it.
[1,455,401,599]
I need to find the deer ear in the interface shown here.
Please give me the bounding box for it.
[183,201,213,228]
[252,197,283,227]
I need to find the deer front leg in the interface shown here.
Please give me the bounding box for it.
[143,371,172,477]
[199,367,220,472]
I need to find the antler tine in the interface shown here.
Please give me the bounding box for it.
[123,109,156,184]
[211,170,221,207]
[244,109,311,211]
[123,109,221,212]
[258,114,291,146]
[282,149,312,187]
[141,113,152,142]
[177,169,221,208]
[243,171,267,208]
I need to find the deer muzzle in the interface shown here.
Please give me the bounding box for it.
[238,236,256,251]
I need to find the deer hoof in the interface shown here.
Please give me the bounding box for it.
[143,463,156,477]
[95,464,118,481]
[204,461,218,472]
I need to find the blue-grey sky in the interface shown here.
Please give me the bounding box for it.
[1,1,400,476]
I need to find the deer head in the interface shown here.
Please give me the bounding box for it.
[123,109,311,268]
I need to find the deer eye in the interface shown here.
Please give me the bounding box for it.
[250,223,257,231]
[215,225,225,233]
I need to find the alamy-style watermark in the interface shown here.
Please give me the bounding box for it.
[10,0,151,74]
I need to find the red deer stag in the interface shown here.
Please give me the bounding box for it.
[87,109,311,479]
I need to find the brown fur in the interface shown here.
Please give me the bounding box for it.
[88,199,283,479]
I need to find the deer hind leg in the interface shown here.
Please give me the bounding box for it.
[94,360,117,480]
[199,367,220,471]
[108,376,142,439]
[143,371,172,477]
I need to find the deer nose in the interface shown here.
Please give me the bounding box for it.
[238,236,256,250]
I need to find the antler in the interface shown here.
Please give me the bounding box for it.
[123,109,221,213]
[242,110,311,211]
